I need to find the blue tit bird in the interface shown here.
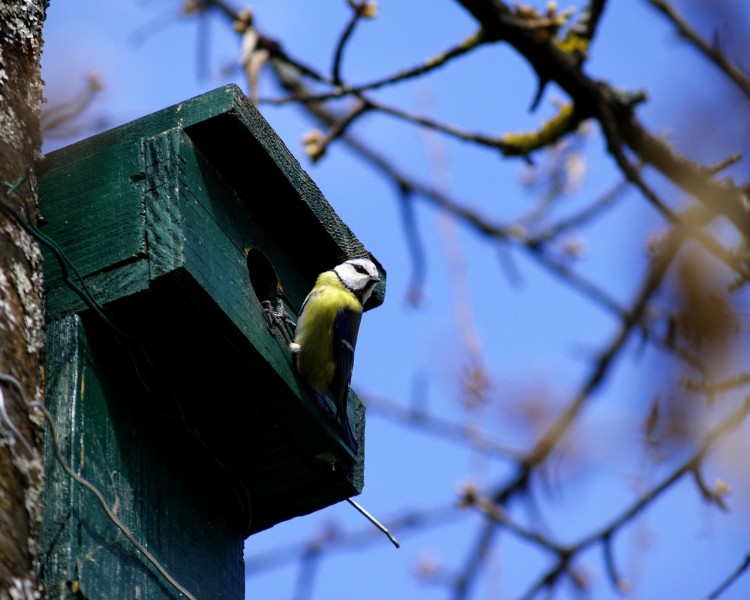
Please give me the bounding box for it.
[289,258,380,452]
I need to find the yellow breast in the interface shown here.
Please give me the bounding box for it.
[293,272,362,394]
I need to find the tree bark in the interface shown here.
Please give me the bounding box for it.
[0,1,48,597]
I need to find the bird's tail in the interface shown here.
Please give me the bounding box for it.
[308,386,359,453]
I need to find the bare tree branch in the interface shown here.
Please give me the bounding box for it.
[648,0,750,101]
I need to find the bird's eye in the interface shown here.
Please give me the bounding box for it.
[354,265,367,274]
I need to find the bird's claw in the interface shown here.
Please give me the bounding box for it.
[262,300,296,344]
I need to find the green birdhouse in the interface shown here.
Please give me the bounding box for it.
[38,84,385,599]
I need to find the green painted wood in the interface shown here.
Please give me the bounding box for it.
[43,259,151,317]
[38,143,146,287]
[43,315,245,599]
[38,84,382,599]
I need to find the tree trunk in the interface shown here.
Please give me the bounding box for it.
[0,1,48,597]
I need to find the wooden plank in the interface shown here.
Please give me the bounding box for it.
[38,140,146,289]
[43,314,246,599]
[142,129,185,280]
[38,85,242,295]
[41,315,86,599]
[44,259,150,320]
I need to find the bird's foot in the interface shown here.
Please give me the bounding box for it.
[261,300,296,344]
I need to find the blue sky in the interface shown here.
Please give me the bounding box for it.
[41,1,750,599]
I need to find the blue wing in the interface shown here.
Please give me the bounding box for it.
[331,308,362,450]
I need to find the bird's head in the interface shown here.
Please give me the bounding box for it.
[334,258,380,305]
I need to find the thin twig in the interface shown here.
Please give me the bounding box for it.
[246,504,462,574]
[270,30,487,105]
[649,0,750,101]
[347,498,401,548]
[364,394,523,460]
[708,553,750,600]
[517,394,750,599]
